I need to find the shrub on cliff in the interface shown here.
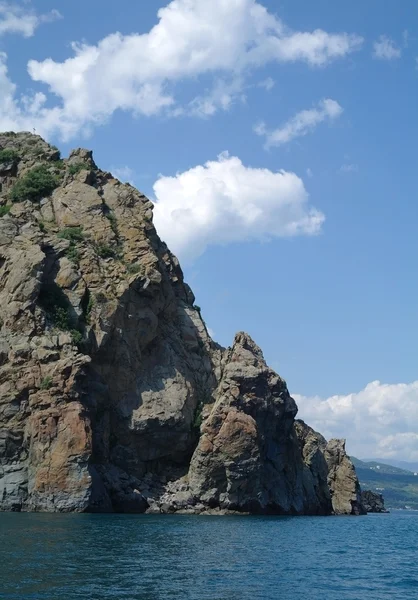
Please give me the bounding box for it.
[38,283,85,349]
[58,227,85,264]
[95,243,116,259]
[9,165,58,203]
[0,149,19,163]
[68,162,86,175]
[57,227,85,243]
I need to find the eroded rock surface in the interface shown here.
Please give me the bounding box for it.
[0,132,366,515]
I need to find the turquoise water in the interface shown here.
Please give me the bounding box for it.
[0,512,417,599]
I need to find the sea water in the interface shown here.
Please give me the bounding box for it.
[1,511,417,599]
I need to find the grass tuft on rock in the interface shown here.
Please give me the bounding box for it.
[40,376,53,390]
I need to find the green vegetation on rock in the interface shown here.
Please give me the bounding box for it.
[105,209,119,240]
[193,401,204,431]
[39,284,71,330]
[83,292,94,324]
[126,263,142,275]
[95,243,116,259]
[66,245,81,264]
[58,227,84,264]
[38,284,86,350]
[0,149,19,163]
[9,165,58,203]
[68,162,87,176]
[40,376,53,390]
[58,227,84,243]
[0,205,10,218]
[70,329,84,347]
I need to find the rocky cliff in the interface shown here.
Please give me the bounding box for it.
[0,132,365,515]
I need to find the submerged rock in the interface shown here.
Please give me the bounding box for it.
[0,132,368,515]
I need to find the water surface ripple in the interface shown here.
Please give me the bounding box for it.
[1,512,417,599]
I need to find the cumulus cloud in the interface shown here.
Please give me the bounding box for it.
[0,53,61,135]
[0,2,61,38]
[294,381,418,460]
[373,35,401,60]
[0,0,362,139]
[152,151,324,262]
[255,98,343,148]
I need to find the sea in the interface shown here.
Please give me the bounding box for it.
[1,511,417,600]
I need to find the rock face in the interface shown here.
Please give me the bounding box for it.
[0,132,366,515]
[360,490,388,513]
[325,439,366,515]
[188,336,332,514]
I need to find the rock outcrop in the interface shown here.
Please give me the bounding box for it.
[0,132,366,515]
[325,439,366,515]
[360,490,388,513]
[187,337,331,514]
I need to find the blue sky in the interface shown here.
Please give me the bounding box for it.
[0,0,417,460]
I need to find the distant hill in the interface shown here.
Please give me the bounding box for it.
[363,458,418,473]
[351,457,418,509]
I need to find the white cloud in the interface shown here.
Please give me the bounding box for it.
[0,2,61,38]
[339,163,358,173]
[111,165,135,184]
[294,381,418,461]
[186,76,246,117]
[152,151,324,262]
[0,53,86,139]
[255,98,343,148]
[306,167,313,177]
[257,77,275,91]
[0,0,362,139]
[373,35,401,60]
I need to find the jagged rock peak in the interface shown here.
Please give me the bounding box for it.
[232,331,265,358]
[0,132,367,515]
[68,148,97,169]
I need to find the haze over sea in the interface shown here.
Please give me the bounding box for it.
[1,512,417,600]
